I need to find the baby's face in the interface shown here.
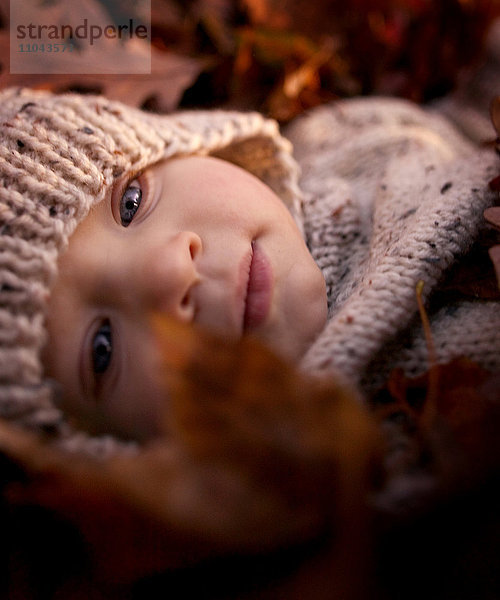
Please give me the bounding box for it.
[43,156,327,441]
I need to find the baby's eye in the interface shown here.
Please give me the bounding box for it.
[120,179,142,227]
[92,320,112,374]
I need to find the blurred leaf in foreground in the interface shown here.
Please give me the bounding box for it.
[0,316,382,598]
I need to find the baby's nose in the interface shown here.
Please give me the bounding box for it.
[138,231,201,322]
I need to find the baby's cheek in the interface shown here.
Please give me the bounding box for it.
[279,254,327,359]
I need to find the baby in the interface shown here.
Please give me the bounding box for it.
[42,155,327,440]
[1,86,500,446]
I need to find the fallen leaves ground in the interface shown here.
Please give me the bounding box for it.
[1,0,500,119]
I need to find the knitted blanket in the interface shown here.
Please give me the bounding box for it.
[285,97,500,393]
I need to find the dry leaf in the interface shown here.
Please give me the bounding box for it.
[0,317,381,597]
[230,27,342,119]
[0,30,206,111]
[0,0,206,111]
[242,0,500,103]
[2,0,499,116]
[433,228,500,300]
[373,358,500,489]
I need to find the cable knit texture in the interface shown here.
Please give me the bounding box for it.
[285,97,500,391]
[0,87,302,453]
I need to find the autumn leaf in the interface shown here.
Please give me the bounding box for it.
[0,0,206,111]
[432,228,500,300]
[241,0,500,103]
[0,316,381,597]
[372,357,500,495]
[2,0,499,116]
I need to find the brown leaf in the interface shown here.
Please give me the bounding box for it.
[242,0,500,104]
[266,37,339,122]
[0,0,206,111]
[190,0,237,56]
[150,317,382,529]
[373,358,500,488]
[229,27,342,119]
[0,317,381,595]
[242,0,342,38]
[0,31,205,111]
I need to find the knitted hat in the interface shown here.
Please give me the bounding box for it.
[0,86,302,449]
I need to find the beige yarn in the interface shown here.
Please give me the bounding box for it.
[285,97,500,390]
[0,86,302,448]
